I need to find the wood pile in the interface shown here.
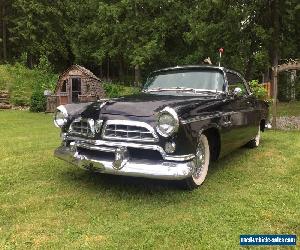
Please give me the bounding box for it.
[0,91,12,109]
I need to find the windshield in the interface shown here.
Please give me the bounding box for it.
[144,69,225,92]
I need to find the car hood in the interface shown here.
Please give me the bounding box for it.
[80,93,223,119]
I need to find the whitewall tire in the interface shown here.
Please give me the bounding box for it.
[184,134,210,190]
[247,126,261,148]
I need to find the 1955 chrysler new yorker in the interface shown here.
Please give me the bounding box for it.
[53,65,269,189]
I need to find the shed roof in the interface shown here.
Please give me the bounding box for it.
[58,65,100,82]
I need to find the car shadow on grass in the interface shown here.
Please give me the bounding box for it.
[59,166,183,193]
[57,145,256,196]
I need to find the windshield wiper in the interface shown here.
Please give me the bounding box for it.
[145,87,221,95]
[193,89,219,94]
[145,87,196,93]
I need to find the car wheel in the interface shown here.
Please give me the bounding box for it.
[247,126,261,148]
[183,134,210,190]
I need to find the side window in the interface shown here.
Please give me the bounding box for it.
[226,72,247,95]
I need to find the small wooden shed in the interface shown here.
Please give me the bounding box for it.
[46,65,105,112]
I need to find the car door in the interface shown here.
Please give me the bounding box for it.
[220,71,258,156]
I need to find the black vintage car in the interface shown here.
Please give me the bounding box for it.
[54,65,269,189]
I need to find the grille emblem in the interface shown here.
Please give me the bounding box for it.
[113,147,129,170]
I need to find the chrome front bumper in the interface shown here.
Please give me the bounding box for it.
[54,145,195,180]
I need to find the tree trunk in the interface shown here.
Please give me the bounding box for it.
[27,53,33,68]
[99,63,103,78]
[107,58,110,81]
[244,41,255,80]
[2,4,7,61]
[118,56,124,83]
[245,56,254,81]
[270,0,280,129]
[291,70,296,101]
[134,65,141,86]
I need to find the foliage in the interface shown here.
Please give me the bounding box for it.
[30,89,46,112]
[37,55,54,72]
[249,80,268,100]
[0,63,58,107]
[103,82,140,98]
[2,1,298,79]
[1,0,299,95]
[0,111,300,248]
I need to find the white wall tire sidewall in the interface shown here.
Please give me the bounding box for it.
[255,126,261,147]
[192,134,210,186]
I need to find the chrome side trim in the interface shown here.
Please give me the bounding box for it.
[181,114,220,124]
[55,146,194,181]
[65,136,195,162]
[181,111,239,124]
[102,120,159,143]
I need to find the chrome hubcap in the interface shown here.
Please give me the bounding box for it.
[193,141,205,179]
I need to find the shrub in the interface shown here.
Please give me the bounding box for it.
[11,95,30,107]
[30,89,46,112]
[103,83,124,98]
[249,80,268,100]
[103,82,140,98]
[0,62,58,110]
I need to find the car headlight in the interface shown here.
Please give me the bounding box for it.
[54,105,68,128]
[156,107,179,137]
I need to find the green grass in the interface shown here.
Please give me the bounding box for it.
[277,101,300,117]
[0,111,299,249]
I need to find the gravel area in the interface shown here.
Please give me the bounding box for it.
[271,116,300,130]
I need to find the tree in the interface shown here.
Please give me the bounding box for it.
[0,0,12,62]
[1,0,299,86]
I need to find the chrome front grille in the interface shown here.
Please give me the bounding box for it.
[102,120,158,142]
[69,118,95,137]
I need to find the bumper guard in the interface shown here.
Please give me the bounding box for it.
[54,145,195,181]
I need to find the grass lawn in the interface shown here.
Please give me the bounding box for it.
[0,111,299,249]
[277,101,300,117]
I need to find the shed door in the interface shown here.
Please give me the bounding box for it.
[71,77,81,103]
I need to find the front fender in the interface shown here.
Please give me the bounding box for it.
[175,115,222,155]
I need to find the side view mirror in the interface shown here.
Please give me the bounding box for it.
[233,87,242,95]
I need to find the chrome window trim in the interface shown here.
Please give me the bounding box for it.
[224,69,251,95]
[66,136,195,162]
[102,120,159,143]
